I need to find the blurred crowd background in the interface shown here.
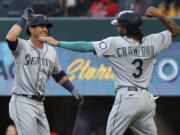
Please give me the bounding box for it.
[0,0,179,18]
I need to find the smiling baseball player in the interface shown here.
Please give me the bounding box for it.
[6,8,83,135]
[39,7,180,135]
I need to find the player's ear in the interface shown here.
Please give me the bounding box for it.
[28,26,34,35]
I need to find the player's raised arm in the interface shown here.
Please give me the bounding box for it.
[6,8,34,41]
[39,36,95,52]
[145,7,180,37]
[5,8,34,52]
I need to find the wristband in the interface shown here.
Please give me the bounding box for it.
[16,17,26,29]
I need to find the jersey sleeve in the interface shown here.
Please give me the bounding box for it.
[152,30,172,54]
[52,52,62,74]
[91,37,114,57]
[11,38,26,57]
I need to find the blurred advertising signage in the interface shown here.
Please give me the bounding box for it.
[0,42,180,96]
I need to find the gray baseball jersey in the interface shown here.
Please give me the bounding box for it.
[92,30,172,135]
[11,38,61,96]
[92,30,172,89]
[9,38,61,135]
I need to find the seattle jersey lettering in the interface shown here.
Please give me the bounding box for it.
[117,45,155,57]
[24,53,53,68]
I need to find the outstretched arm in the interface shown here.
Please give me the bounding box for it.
[39,36,95,52]
[145,7,180,37]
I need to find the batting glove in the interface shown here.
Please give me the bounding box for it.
[22,8,34,21]
[71,89,84,105]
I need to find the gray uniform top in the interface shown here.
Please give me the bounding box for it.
[11,38,61,96]
[92,30,172,89]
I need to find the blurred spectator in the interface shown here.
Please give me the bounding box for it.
[57,0,84,16]
[158,0,180,17]
[0,0,60,17]
[50,132,60,135]
[118,0,153,16]
[5,125,18,135]
[32,0,60,16]
[58,0,66,16]
[87,0,119,17]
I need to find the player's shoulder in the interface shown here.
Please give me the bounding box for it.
[103,36,123,42]
[18,38,28,43]
[101,36,125,47]
[45,44,58,55]
[17,38,32,48]
[106,35,122,39]
[46,44,56,51]
[146,30,171,38]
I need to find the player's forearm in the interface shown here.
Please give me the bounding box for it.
[52,71,82,100]
[6,25,22,41]
[6,18,26,41]
[158,16,180,36]
[59,41,95,52]
[52,71,75,92]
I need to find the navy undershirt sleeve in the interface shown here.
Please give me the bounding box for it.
[6,39,18,51]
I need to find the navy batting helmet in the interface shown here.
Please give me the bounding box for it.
[27,14,53,35]
[27,14,53,28]
[111,11,143,34]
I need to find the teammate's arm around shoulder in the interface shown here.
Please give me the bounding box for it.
[145,7,180,37]
[6,8,34,41]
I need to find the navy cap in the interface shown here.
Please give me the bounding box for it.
[27,14,53,28]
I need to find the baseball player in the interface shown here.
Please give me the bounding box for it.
[39,7,179,135]
[6,8,83,135]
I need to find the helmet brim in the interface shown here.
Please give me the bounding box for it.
[111,19,118,26]
[28,22,53,28]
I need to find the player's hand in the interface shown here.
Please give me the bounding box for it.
[22,8,34,21]
[145,7,162,18]
[71,89,84,105]
[39,36,59,46]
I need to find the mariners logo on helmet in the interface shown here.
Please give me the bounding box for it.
[111,10,143,33]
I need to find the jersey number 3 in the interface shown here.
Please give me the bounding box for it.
[132,59,143,78]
